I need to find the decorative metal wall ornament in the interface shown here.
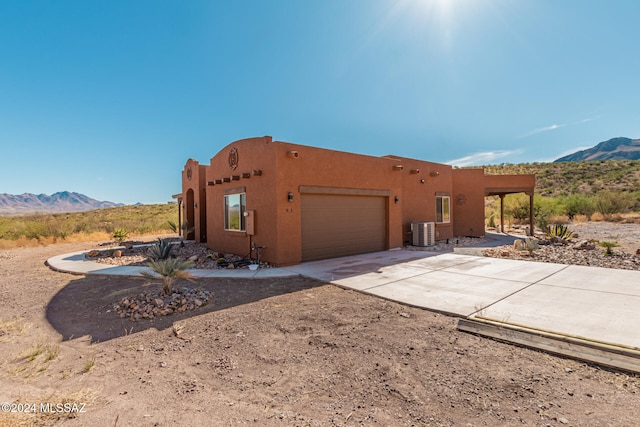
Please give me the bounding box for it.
[456,194,467,205]
[228,147,239,170]
[186,166,192,180]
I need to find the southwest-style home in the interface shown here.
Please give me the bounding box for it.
[174,136,535,266]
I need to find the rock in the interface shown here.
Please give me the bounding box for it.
[558,417,569,424]
[113,250,123,258]
[194,299,203,307]
[87,250,100,257]
[188,255,198,262]
[227,264,235,269]
[513,240,525,250]
[573,240,595,250]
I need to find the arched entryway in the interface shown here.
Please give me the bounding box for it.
[185,189,195,240]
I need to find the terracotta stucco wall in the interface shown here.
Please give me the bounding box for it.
[452,168,486,237]
[386,156,455,242]
[181,159,208,242]
[273,142,405,265]
[484,174,536,194]
[205,136,279,262]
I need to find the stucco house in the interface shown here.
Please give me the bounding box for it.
[174,136,535,266]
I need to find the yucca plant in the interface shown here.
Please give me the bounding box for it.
[599,240,619,256]
[167,220,178,234]
[140,258,195,295]
[148,238,173,260]
[113,228,128,244]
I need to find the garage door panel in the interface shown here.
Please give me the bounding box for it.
[301,194,386,261]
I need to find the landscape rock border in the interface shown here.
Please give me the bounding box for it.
[114,287,213,321]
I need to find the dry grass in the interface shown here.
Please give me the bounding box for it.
[0,229,173,250]
[9,343,61,377]
[0,388,98,427]
[81,357,96,374]
[0,317,31,342]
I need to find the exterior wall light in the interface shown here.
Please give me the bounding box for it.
[287,150,300,159]
[394,196,399,204]
[194,202,198,209]
[288,192,294,202]
[410,169,420,174]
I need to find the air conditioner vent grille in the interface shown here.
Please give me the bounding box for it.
[412,222,435,247]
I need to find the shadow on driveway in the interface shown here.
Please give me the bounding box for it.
[46,274,324,343]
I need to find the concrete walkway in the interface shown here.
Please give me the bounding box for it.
[46,250,299,279]
[46,233,640,372]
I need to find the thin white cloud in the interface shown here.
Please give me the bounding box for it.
[446,149,523,167]
[519,116,601,139]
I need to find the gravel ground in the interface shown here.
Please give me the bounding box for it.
[483,221,640,271]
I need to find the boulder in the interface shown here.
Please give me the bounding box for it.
[572,240,595,250]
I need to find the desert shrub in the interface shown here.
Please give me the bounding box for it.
[594,190,634,219]
[504,195,531,222]
[560,193,596,220]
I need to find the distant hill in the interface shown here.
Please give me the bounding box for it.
[0,191,123,215]
[482,160,640,197]
[555,137,640,162]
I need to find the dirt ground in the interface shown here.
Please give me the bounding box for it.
[1,240,640,426]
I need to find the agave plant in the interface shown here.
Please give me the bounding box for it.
[148,238,173,260]
[523,237,539,254]
[140,258,195,295]
[548,224,573,240]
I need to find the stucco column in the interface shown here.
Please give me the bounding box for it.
[529,192,535,236]
[499,194,505,233]
[178,200,182,237]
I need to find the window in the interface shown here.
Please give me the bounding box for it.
[436,195,450,223]
[224,193,246,231]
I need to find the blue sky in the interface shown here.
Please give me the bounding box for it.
[1,0,639,204]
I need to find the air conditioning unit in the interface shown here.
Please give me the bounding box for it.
[412,222,435,247]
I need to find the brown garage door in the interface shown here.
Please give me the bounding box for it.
[301,194,387,262]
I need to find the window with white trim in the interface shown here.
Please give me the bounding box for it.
[224,193,246,231]
[436,195,450,223]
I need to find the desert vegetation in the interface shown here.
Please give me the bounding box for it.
[483,160,640,229]
[0,204,178,248]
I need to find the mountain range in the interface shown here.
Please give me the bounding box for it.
[0,191,123,215]
[555,137,640,162]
